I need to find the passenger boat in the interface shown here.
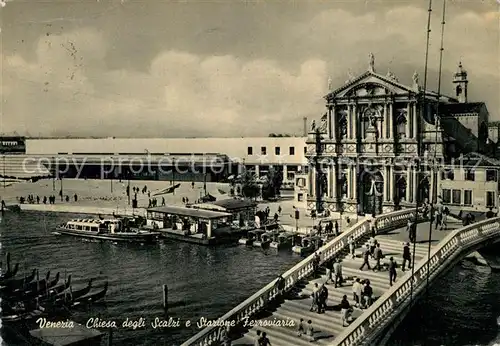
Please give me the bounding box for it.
[239,230,264,246]
[270,232,294,250]
[55,219,159,243]
[253,231,276,248]
[292,235,323,255]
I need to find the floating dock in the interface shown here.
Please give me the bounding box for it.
[29,321,104,346]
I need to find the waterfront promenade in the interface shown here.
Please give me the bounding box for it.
[225,219,463,346]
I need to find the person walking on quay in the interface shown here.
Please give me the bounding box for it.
[389,257,397,286]
[339,295,352,327]
[74,193,78,202]
[333,258,343,288]
[402,242,412,271]
[359,244,371,271]
[277,205,282,215]
[434,209,442,230]
[348,236,355,259]
[162,197,166,206]
[373,243,383,272]
[440,208,448,230]
[310,283,320,312]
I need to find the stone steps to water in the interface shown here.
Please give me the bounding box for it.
[231,225,438,346]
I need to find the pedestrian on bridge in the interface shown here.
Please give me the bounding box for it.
[312,252,321,278]
[258,331,271,346]
[352,278,362,307]
[389,257,397,286]
[339,295,352,327]
[333,259,343,288]
[348,236,355,259]
[373,243,383,272]
[402,243,412,271]
[359,244,371,271]
[310,283,320,312]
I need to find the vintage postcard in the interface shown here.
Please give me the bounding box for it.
[0,0,499,345]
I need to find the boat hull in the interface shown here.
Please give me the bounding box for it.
[55,227,158,243]
[291,245,314,255]
[270,241,292,250]
[238,238,253,246]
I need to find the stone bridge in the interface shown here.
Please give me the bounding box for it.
[181,209,500,346]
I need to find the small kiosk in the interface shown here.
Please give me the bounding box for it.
[191,198,257,229]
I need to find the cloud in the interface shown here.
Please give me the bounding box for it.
[1,5,498,138]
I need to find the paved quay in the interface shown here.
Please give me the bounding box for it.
[231,219,463,346]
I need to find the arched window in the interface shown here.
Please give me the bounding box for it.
[338,111,348,139]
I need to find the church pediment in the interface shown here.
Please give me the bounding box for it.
[326,72,415,100]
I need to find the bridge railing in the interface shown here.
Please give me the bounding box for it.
[334,216,500,346]
[181,208,419,346]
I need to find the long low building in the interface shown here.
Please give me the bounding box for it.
[0,136,309,183]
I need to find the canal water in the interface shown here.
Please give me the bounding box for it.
[0,211,301,346]
[1,211,500,346]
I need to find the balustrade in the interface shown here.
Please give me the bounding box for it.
[181,208,419,346]
[335,217,500,346]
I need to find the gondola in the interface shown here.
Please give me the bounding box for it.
[72,281,108,306]
[0,269,37,292]
[58,278,93,302]
[13,271,52,296]
[0,263,20,281]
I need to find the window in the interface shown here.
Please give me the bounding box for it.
[275,147,280,155]
[289,146,295,155]
[298,193,304,202]
[486,169,497,182]
[296,178,306,187]
[304,147,307,154]
[487,191,495,207]
[464,190,472,206]
[442,189,451,203]
[261,147,267,155]
[247,147,253,155]
[464,169,475,181]
[452,189,461,204]
[441,170,454,180]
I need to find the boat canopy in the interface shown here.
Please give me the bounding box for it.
[147,205,231,220]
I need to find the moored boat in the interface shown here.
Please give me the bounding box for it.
[253,230,277,248]
[55,218,159,243]
[270,232,294,250]
[291,234,323,255]
[239,230,263,246]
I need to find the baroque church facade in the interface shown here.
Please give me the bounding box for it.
[294,54,494,217]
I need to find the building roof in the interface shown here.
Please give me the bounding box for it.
[147,205,232,219]
[211,198,257,210]
[440,102,485,115]
[458,152,500,168]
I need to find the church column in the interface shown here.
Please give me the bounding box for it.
[310,166,316,197]
[389,166,394,202]
[352,165,358,201]
[353,103,358,142]
[413,103,418,139]
[406,168,411,202]
[384,104,388,139]
[412,169,418,203]
[346,104,352,140]
[346,167,351,199]
[384,166,390,202]
[330,105,336,140]
[407,102,412,138]
[331,164,337,199]
[388,102,394,140]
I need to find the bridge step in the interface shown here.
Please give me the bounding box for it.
[231,224,438,346]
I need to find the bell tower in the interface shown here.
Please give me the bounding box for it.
[453,61,468,103]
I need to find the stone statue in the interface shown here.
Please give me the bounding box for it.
[369,52,375,72]
[310,120,316,131]
[412,71,419,89]
[328,76,333,91]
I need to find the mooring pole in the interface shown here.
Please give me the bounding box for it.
[108,328,113,346]
[163,284,168,311]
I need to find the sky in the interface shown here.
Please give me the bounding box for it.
[0,0,499,138]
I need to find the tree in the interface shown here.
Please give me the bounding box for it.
[262,166,283,200]
[240,171,260,199]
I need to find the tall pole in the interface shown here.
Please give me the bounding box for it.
[52,156,56,191]
[60,176,64,201]
[3,154,5,189]
[410,0,433,309]
[426,0,447,297]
